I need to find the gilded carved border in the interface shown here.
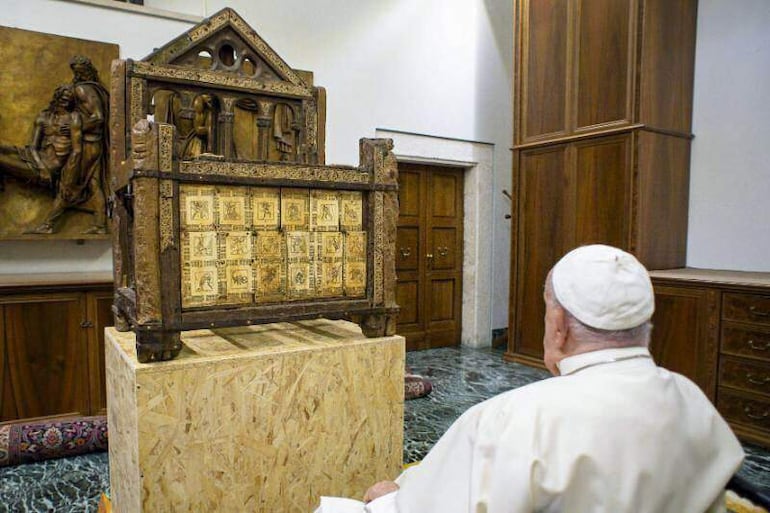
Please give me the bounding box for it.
[130,61,312,99]
[180,161,371,184]
[159,180,175,253]
[158,124,174,173]
[373,191,385,306]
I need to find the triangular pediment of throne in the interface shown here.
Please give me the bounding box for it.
[142,8,312,95]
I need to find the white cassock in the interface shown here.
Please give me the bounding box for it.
[318,346,744,513]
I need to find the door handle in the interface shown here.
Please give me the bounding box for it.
[426,253,434,260]
[399,247,411,259]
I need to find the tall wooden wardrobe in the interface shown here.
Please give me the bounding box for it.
[505,0,698,367]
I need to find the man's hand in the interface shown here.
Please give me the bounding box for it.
[363,481,399,503]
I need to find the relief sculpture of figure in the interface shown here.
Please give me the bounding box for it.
[1,56,111,235]
[0,85,80,196]
[53,55,111,235]
[273,103,297,161]
[182,94,215,158]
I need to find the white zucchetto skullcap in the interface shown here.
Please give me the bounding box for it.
[551,244,654,330]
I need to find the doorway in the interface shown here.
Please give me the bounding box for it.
[396,162,464,350]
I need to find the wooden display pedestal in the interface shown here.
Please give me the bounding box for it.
[105,320,404,513]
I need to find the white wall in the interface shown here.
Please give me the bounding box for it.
[0,0,513,330]
[688,0,770,272]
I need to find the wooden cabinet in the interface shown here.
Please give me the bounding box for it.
[507,0,697,366]
[650,269,770,448]
[0,273,113,422]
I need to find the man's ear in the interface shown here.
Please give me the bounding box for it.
[552,305,569,350]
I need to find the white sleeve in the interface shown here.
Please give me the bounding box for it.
[396,393,535,513]
[705,491,727,513]
[365,491,399,513]
[315,496,366,513]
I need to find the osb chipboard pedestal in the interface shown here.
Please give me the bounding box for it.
[105,320,404,512]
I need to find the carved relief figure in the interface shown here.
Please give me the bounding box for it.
[273,103,297,161]
[190,200,210,221]
[0,62,109,236]
[62,55,110,234]
[0,84,79,194]
[182,94,216,158]
[231,270,249,286]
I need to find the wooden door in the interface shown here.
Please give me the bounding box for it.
[0,293,90,421]
[396,163,464,351]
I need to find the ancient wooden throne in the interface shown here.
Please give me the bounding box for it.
[109,8,399,362]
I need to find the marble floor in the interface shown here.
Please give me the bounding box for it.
[0,346,768,512]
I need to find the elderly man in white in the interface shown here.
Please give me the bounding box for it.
[318,244,744,513]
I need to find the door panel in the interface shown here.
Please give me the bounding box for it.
[396,228,419,271]
[399,171,421,218]
[396,281,420,326]
[575,0,634,130]
[397,163,464,350]
[574,134,631,248]
[515,145,573,359]
[431,228,457,270]
[2,293,90,420]
[430,280,455,321]
[431,174,458,217]
[520,0,570,143]
[88,291,114,416]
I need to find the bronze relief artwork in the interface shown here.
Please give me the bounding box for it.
[110,8,398,362]
[0,27,117,239]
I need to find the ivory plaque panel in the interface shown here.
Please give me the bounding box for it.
[105,322,404,513]
[179,184,366,308]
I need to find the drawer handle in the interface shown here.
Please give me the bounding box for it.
[747,340,769,351]
[746,373,770,386]
[749,305,770,318]
[743,406,770,421]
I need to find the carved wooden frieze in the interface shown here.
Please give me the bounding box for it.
[111,9,398,362]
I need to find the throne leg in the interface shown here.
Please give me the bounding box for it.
[136,330,182,363]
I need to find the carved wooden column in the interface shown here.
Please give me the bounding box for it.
[218,97,236,159]
[256,100,272,161]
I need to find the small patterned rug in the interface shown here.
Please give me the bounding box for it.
[0,416,108,467]
[405,374,432,400]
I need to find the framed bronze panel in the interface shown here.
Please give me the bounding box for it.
[110,9,398,362]
[0,27,118,240]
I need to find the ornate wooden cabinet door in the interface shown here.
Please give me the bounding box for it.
[396,163,463,350]
[1,293,90,420]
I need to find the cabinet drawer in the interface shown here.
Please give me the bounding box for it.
[717,389,770,433]
[720,356,770,397]
[723,293,770,326]
[721,324,770,361]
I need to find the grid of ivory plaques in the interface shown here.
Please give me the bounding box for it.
[179,185,366,308]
